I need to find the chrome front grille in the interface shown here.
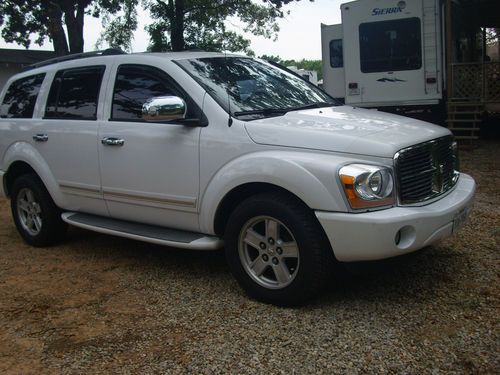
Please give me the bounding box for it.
[395,136,459,205]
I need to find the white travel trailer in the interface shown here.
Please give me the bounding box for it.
[286,66,319,85]
[321,0,500,139]
[322,0,443,109]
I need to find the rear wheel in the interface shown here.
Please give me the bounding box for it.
[225,192,334,306]
[11,174,67,247]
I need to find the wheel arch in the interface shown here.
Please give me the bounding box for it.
[213,182,311,237]
[2,142,65,206]
[200,151,346,236]
[4,161,37,197]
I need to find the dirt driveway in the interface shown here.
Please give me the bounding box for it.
[0,141,498,374]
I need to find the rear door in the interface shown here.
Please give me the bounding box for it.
[34,65,109,215]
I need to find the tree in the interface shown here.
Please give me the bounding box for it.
[145,0,302,53]
[96,0,138,52]
[0,0,137,55]
[486,28,499,46]
[260,55,323,80]
[266,0,313,7]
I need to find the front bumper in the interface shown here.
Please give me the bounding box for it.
[316,173,476,262]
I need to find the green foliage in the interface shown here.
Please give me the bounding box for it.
[260,55,323,80]
[265,0,312,7]
[96,0,138,52]
[0,0,138,54]
[145,0,286,53]
[486,28,499,46]
[0,1,53,49]
[0,0,315,56]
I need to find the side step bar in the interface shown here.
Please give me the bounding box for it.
[62,212,223,250]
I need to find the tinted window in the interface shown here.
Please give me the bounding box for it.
[330,39,343,68]
[177,57,335,119]
[0,74,45,118]
[45,66,105,120]
[112,65,191,121]
[359,18,422,73]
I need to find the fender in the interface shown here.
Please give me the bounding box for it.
[2,141,68,207]
[199,150,353,234]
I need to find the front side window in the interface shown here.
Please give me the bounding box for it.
[0,74,45,118]
[45,66,105,120]
[111,65,193,121]
[359,18,422,73]
[176,57,335,119]
[330,39,344,68]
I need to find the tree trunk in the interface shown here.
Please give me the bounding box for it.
[170,0,185,51]
[46,3,69,56]
[63,1,86,53]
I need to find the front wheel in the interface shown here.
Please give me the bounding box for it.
[11,174,67,247]
[225,193,334,306]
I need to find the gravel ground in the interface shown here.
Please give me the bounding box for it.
[0,141,498,374]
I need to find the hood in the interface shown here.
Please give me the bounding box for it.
[244,106,450,158]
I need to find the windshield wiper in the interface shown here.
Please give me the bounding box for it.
[233,108,289,117]
[233,102,333,118]
[288,102,333,111]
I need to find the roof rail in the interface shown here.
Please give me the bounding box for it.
[22,48,126,72]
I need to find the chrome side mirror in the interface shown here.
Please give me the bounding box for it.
[142,96,187,122]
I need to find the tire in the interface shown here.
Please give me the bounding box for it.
[224,192,334,306]
[10,174,67,247]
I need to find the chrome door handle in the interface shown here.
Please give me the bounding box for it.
[33,134,48,142]
[101,137,124,146]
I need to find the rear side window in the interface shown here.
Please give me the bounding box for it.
[330,39,344,68]
[0,74,45,118]
[359,17,422,73]
[45,66,105,120]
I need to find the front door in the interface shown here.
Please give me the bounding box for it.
[99,64,201,231]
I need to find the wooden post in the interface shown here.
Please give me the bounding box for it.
[482,27,486,102]
[446,0,454,99]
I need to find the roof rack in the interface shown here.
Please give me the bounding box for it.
[22,48,126,72]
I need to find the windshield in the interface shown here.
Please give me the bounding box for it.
[176,57,337,119]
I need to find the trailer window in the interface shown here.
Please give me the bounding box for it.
[329,39,343,68]
[359,18,422,73]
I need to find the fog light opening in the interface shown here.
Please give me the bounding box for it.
[395,230,402,245]
[395,226,417,250]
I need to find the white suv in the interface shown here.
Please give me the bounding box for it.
[0,50,475,305]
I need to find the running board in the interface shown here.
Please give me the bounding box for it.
[61,212,223,250]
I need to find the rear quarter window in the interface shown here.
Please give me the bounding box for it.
[0,73,46,118]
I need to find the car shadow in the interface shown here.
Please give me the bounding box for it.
[63,227,465,308]
[316,245,466,308]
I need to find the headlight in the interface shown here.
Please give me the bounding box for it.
[339,164,395,209]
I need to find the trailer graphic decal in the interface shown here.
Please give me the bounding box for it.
[376,77,406,82]
[372,7,403,16]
